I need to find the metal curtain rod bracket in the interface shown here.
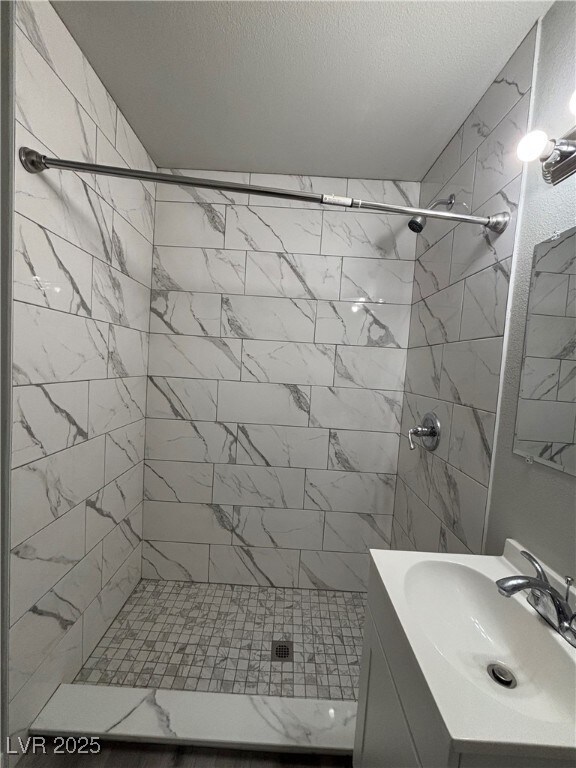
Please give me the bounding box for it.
[18,147,510,234]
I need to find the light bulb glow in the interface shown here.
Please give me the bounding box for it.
[569,89,576,117]
[517,130,550,162]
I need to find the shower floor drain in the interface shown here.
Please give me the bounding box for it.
[271,640,294,662]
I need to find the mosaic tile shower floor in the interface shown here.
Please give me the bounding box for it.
[75,580,366,700]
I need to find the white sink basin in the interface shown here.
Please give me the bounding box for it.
[369,541,576,757]
[405,560,574,724]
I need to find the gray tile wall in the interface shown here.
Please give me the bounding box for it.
[392,28,537,554]
[9,0,152,745]
[145,174,419,591]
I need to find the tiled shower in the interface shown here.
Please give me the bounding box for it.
[143,169,417,589]
[8,0,536,747]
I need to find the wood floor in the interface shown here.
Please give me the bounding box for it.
[18,741,353,767]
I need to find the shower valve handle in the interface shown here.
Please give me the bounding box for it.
[408,425,432,450]
[407,412,441,452]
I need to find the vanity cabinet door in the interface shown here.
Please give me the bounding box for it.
[354,610,422,768]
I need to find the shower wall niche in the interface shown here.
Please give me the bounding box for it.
[10,0,153,744]
[144,172,418,590]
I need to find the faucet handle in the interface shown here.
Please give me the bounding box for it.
[520,550,549,584]
[408,426,423,451]
[565,576,573,603]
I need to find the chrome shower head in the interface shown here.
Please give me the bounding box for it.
[408,215,426,233]
[408,193,456,234]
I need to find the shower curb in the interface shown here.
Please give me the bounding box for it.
[30,684,356,753]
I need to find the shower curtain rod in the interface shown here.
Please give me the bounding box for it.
[19,147,510,233]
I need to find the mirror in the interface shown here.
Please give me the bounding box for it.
[514,226,576,475]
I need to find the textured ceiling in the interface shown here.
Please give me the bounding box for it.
[53,1,549,179]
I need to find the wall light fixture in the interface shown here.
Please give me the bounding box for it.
[516,89,576,185]
[517,127,576,184]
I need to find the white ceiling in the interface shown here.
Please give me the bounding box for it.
[53,1,549,180]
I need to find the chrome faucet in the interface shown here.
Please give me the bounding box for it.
[496,551,576,648]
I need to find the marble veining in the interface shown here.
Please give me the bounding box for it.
[217,381,311,427]
[323,512,392,553]
[334,346,406,390]
[242,340,335,386]
[304,469,395,515]
[225,206,322,254]
[10,501,85,624]
[16,0,117,143]
[31,683,357,752]
[146,376,217,421]
[460,259,510,340]
[16,124,114,264]
[108,326,149,378]
[472,92,530,210]
[88,376,146,437]
[153,247,246,294]
[340,257,414,304]
[11,436,105,548]
[236,424,328,469]
[144,460,213,504]
[394,28,534,558]
[14,214,92,316]
[148,334,242,380]
[222,294,316,342]
[460,28,536,162]
[249,173,347,209]
[209,544,300,588]
[10,0,152,747]
[328,430,399,474]
[232,506,324,550]
[410,280,464,348]
[142,541,209,581]
[245,251,341,300]
[428,457,487,554]
[150,290,221,336]
[92,261,150,332]
[405,345,443,398]
[12,382,88,468]
[450,175,521,284]
[16,28,96,167]
[157,168,250,206]
[449,405,495,486]
[322,211,416,261]
[144,166,415,590]
[86,464,144,550]
[315,301,409,347]
[13,302,108,385]
[145,419,237,464]
[95,133,155,243]
[105,419,145,482]
[439,338,503,412]
[9,544,103,698]
[213,465,305,509]
[310,386,402,433]
[143,501,234,545]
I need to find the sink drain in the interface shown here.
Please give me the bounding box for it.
[487,663,517,689]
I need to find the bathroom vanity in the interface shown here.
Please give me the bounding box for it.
[353,541,576,768]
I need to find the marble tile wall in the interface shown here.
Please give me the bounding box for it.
[10,0,151,748]
[392,27,536,555]
[146,171,418,591]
